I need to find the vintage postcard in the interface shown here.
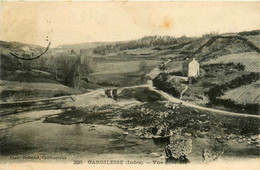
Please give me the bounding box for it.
[0,1,259,170]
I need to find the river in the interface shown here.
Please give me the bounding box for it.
[0,62,259,164]
[0,109,169,163]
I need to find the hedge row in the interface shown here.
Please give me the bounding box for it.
[207,72,259,114]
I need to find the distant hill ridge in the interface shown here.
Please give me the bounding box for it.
[1,29,259,63]
[1,29,259,54]
[191,35,260,61]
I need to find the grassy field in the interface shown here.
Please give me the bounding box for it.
[164,61,183,73]
[221,81,260,105]
[0,69,80,102]
[203,52,260,72]
[1,30,259,105]
[154,61,259,113]
[181,63,246,101]
[88,58,161,87]
[0,82,78,102]
[246,34,260,49]
[91,60,161,75]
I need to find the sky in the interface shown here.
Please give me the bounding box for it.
[0,1,259,47]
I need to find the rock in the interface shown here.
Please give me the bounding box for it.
[202,149,217,163]
[123,131,129,135]
[172,128,182,134]
[108,139,117,142]
[250,135,260,144]
[184,133,192,137]
[215,137,225,143]
[152,123,172,138]
[237,138,245,143]
[117,124,127,129]
[140,133,153,139]
[165,138,192,159]
[149,152,160,157]
[128,127,142,131]
[159,155,166,159]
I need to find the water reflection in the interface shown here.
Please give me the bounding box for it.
[0,120,165,158]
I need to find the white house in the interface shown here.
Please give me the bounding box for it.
[188,58,200,77]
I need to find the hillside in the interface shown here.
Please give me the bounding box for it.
[0,30,259,110]
[191,35,260,61]
[0,42,81,102]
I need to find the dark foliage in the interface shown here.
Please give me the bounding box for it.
[169,71,184,76]
[119,87,164,102]
[238,30,260,36]
[93,35,192,55]
[207,72,260,115]
[153,73,181,98]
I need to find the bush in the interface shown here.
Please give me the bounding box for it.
[153,73,181,98]
[207,72,259,114]
[238,30,260,36]
[93,35,192,55]
[169,71,184,76]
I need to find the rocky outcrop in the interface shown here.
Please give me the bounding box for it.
[165,138,192,159]
[152,123,172,138]
[202,149,217,163]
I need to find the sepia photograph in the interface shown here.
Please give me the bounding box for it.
[0,1,259,169]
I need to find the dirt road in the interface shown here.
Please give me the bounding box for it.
[1,59,259,118]
[148,84,260,118]
[145,59,260,118]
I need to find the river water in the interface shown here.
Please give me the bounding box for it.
[0,109,169,163]
[1,104,259,166]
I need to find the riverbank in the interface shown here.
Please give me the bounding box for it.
[42,101,260,162]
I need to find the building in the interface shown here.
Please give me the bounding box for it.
[182,58,200,78]
[188,58,200,77]
[105,88,118,101]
